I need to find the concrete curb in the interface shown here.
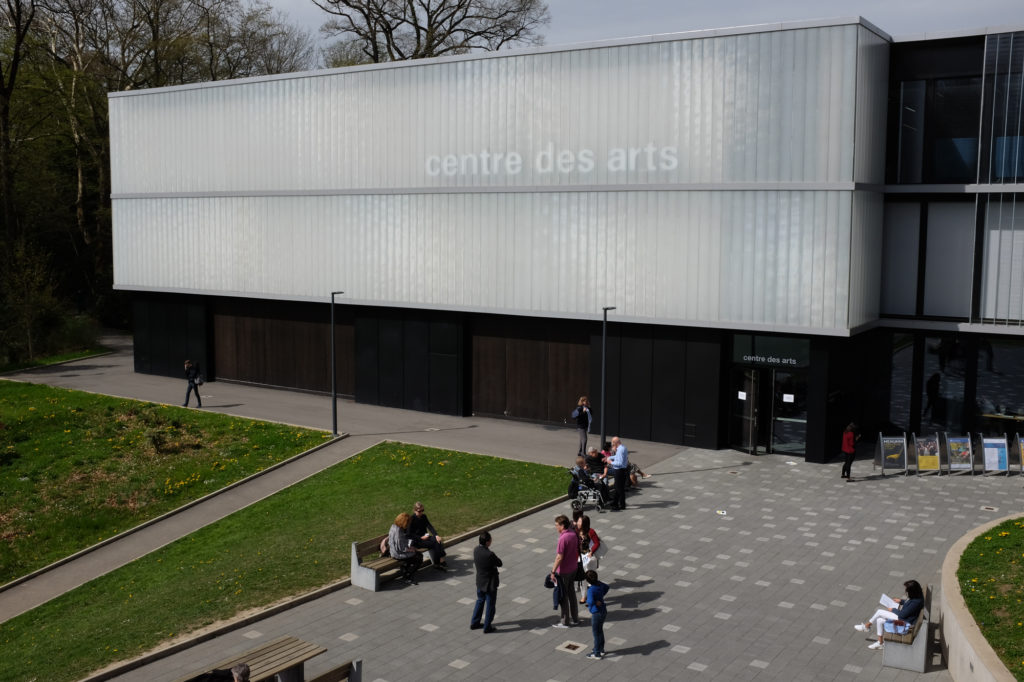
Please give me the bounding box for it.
[0,435,346,597]
[78,494,569,682]
[939,513,1020,682]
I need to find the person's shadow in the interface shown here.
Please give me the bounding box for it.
[604,639,672,657]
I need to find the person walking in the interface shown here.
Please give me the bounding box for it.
[550,514,580,628]
[572,396,592,457]
[606,437,629,510]
[183,360,202,408]
[470,531,502,633]
[584,570,609,659]
[840,422,860,481]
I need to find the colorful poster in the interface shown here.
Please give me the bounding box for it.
[880,437,906,470]
[947,437,972,470]
[915,435,940,471]
[983,437,1008,472]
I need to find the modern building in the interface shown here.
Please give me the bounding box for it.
[109,16,1024,462]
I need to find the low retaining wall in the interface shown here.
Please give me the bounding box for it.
[940,513,1018,682]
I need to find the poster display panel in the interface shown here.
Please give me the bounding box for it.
[982,436,1008,472]
[914,434,940,472]
[878,434,907,471]
[947,435,972,471]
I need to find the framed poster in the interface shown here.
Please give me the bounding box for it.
[914,434,940,473]
[878,434,907,472]
[982,436,1008,473]
[947,435,972,471]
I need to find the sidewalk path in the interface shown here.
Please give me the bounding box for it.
[0,337,677,620]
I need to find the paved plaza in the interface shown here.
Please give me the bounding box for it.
[100,448,1024,682]
[4,340,1024,681]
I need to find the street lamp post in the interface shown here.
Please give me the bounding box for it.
[330,290,344,437]
[601,306,616,451]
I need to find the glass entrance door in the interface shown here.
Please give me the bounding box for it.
[771,371,807,455]
[729,368,764,454]
[730,368,808,455]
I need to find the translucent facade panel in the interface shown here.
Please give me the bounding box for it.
[923,203,974,318]
[113,190,861,332]
[109,25,862,195]
[980,32,1024,183]
[854,28,890,184]
[880,203,920,315]
[980,194,1024,321]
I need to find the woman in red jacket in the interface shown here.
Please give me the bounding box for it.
[840,422,860,481]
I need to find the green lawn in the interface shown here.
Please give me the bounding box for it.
[0,347,110,374]
[958,517,1024,680]
[0,442,564,682]
[0,380,329,583]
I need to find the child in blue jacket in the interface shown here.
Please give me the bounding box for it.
[584,570,609,659]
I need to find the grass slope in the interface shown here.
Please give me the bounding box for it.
[958,517,1024,680]
[0,442,564,682]
[0,380,328,583]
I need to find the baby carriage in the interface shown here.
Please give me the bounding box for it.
[567,466,609,512]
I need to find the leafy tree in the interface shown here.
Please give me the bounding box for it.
[313,0,549,64]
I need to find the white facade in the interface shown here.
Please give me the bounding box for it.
[110,18,889,335]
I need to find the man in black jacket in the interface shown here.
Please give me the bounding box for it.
[470,531,502,634]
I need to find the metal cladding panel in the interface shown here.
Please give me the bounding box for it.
[849,191,883,328]
[109,25,861,194]
[113,190,857,331]
[853,27,890,184]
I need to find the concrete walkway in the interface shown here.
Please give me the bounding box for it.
[5,338,1024,681]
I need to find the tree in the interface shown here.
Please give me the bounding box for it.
[312,0,549,64]
[0,0,37,242]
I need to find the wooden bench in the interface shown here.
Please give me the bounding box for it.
[351,534,426,591]
[172,635,326,682]
[306,659,362,682]
[882,585,931,673]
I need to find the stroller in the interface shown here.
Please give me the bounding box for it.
[567,466,609,512]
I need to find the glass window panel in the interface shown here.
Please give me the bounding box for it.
[921,335,965,434]
[889,333,914,432]
[975,338,1024,436]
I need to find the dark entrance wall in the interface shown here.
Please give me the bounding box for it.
[211,297,354,394]
[470,314,591,424]
[354,309,468,416]
[133,292,209,379]
[133,292,355,394]
[593,324,724,449]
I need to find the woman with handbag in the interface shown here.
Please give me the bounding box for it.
[575,515,601,603]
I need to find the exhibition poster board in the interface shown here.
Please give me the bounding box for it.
[982,436,1009,473]
[914,433,941,473]
[877,433,907,473]
[946,435,973,472]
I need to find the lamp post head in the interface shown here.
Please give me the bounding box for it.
[603,306,616,313]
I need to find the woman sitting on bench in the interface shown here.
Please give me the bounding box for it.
[388,512,424,585]
[854,579,924,650]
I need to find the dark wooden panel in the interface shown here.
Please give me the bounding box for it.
[685,331,723,448]
[212,309,238,379]
[404,318,430,412]
[619,333,654,441]
[377,318,404,408]
[430,353,460,415]
[546,339,590,424]
[651,333,686,444]
[506,336,548,421]
[355,316,379,404]
[471,333,506,416]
